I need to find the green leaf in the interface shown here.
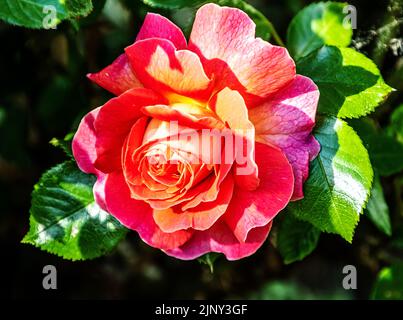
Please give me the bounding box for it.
[366,174,392,236]
[287,2,352,60]
[143,0,273,40]
[22,161,127,260]
[349,118,403,176]
[277,213,320,264]
[288,116,373,242]
[390,104,403,144]
[198,253,221,273]
[371,264,403,300]
[297,46,393,118]
[0,0,93,29]
[65,0,93,17]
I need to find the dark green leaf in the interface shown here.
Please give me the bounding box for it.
[366,174,392,236]
[349,118,403,176]
[287,2,352,60]
[0,0,93,29]
[277,213,320,264]
[22,161,127,260]
[390,104,403,144]
[371,264,403,300]
[65,0,93,17]
[288,116,373,242]
[297,46,393,118]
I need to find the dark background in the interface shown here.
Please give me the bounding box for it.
[1,0,402,299]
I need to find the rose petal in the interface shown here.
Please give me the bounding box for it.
[224,142,294,242]
[142,104,224,130]
[87,14,187,96]
[72,107,108,210]
[136,13,187,50]
[249,75,320,200]
[153,174,234,232]
[72,107,100,175]
[94,88,167,173]
[87,54,143,96]
[121,116,150,184]
[125,38,212,101]
[164,221,272,260]
[104,171,192,250]
[189,3,295,107]
[210,88,259,191]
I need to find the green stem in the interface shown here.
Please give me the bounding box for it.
[266,19,286,47]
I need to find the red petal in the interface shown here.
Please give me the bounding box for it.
[94,88,167,173]
[136,13,187,50]
[165,221,272,260]
[125,38,212,101]
[104,172,193,250]
[72,107,108,210]
[224,142,294,242]
[72,107,100,175]
[87,54,143,96]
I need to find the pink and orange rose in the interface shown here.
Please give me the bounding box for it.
[72,3,320,260]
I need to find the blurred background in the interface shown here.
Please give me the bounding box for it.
[1,0,402,299]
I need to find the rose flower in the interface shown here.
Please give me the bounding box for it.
[72,3,320,260]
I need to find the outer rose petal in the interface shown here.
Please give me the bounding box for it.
[72,107,100,175]
[87,14,186,95]
[125,38,212,101]
[72,107,108,210]
[104,172,192,250]
[153,174,234,232]
[94,88,167,173]
[189,3,295,106]
[224,142,294,242]
[136,13,187,50]
[165,221,272,261]
[249,75,320,200]
[87,54,143,96]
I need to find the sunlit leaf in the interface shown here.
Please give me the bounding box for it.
[298,46,393,118]
[0,0,93,29]
[288,116,373,242]
[287,2,352,60]
[22,161,127,260]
